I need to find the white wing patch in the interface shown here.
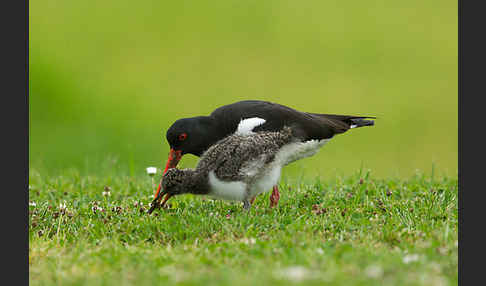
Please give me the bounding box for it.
[235,117,266,135]
[350,124,358,129]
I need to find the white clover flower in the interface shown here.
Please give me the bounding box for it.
[146,167,157,176]
[29,201,36,207]
[59,202,67,210]
[102,191,111,197]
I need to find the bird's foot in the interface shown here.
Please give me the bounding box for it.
[270,185,280,208]
[243,200,251,211]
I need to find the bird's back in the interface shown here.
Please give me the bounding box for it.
[196,127,295,182]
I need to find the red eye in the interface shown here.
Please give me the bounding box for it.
[178,133,187,141]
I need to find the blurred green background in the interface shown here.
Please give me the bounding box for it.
[29,0,457,179]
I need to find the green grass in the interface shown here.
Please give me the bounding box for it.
[29,169,457,286]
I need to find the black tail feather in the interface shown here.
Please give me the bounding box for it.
[349,118,375,128]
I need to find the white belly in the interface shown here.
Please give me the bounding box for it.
[249,164,282,198]
[208,171,247,201]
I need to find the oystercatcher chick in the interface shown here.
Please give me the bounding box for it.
[155,100,375,208]
[149,126,309,213]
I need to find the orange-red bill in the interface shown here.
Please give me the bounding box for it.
[163,149,183,174]
[153,149,182,200]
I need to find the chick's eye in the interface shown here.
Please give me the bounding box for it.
[178,133,187,141]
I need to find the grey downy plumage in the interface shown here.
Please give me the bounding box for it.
[152,126,318,211]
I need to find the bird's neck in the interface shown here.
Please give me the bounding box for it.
[192,116,231,156]
[183,171,210,195]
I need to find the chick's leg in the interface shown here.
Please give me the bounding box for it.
[269,185,280,208]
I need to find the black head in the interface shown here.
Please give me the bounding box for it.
[166,116,222,156]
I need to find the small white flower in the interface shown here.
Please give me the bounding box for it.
[316,248,324,255]
[102,191,111,196]
[59,202,67,210]
[29,201,36,207]
[146,167,157,176]
[403,254,420,264]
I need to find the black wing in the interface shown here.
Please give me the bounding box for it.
[210,100,374,141]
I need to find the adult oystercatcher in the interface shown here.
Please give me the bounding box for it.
[154,100,375,208]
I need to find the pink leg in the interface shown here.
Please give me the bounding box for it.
[270,185,280,208]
